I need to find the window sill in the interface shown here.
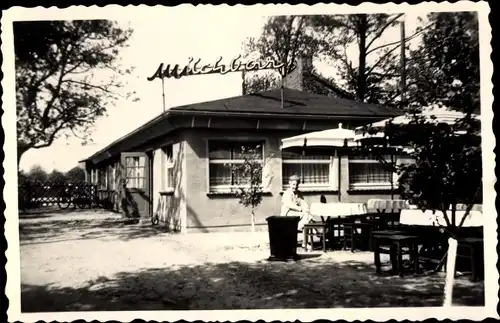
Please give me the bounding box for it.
[279,188,339,195]
[207,190,273,197]
[159,188,175,196]
[124,187,146,192]
[348,187,399,195]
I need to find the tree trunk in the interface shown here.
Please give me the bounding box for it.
[251,209,256,232]
[357,15,368,102]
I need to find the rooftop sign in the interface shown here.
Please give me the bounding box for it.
[147,55,296,81]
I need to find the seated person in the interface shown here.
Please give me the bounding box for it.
[280,175,314,232]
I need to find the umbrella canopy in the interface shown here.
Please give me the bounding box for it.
[281,123,358,150]
[354,105,480,141]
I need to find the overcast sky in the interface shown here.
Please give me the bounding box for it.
[15,6,428,173]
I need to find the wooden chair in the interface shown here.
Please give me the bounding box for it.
[454,236,484,281]
[303,222,328,252]
[373,233,420,277]
[343,222,373,252]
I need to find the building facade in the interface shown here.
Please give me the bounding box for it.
[81,58,407,232]
[82,87,407,232]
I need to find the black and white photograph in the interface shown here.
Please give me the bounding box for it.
[2,1,497,322]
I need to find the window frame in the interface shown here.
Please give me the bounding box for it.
[90,169,98,185]
[162,144,175,191]
[347,153,397,190]
[110,164,116,191]
[124,155,147,189]
[281,153,335,191]
[207,139,265,193]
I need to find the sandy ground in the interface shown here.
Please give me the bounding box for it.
[19,209,485,312]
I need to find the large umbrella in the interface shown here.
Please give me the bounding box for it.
[280,123,357,201]
[354,105,480,142]
[281,123,358,150]
[353,106,480,199]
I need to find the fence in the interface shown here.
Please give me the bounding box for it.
[18,180,117,212]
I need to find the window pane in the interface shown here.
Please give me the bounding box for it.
[233,142,263,159]
[126,167,135,178]
[163,145,174,161]
[350,154,392,161]
[209,164,231,186]
[126,178,136,188]
[125,166,145,179]
[125,156,145,167]
[125,177,145,189]
[136,178,145,189]
[210,141,263,160]
[282,151,330,160]
[349,163,392,184]
[282,151,301,159]
[135,166,145,178]
[303,154,330,160]
[233,167,256,186]
[209,142,232,159]
[125,157,134,167]
[303,164,330,184]
[282,163,329,185]
[167,168,174,188]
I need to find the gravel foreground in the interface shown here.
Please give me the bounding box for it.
[19,210,485,312]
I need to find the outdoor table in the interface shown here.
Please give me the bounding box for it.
[309,203,368,250]
[310,202,368,222]
[367,199,410,214]
[399,209,483,273]
[399,209,483,227]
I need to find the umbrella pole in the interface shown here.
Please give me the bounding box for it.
[336,149,341,202]
[301,146,305,184]
[390,152,394,200]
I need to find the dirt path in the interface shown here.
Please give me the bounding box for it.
[19,211,485,312]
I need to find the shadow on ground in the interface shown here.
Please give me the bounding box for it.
[21,259,484,312]
[19,217,173,244]
[19,206,111,216]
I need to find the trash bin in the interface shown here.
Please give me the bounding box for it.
[266,215,300,262]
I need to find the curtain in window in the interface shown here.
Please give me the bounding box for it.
[282,151,331,187]
[208,141,263,191]
[348,154,393,185]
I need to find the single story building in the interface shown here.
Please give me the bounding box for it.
[80,59,406,232]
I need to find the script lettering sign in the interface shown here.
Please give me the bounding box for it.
[147,55,296,81]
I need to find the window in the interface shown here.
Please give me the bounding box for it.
[125,156,146,188]
[90,169,98,185]
[97,169,107,189]
[162,145,174,189]
[110,164,116,190]
[282,151,333,189]
[208,140,263,192]
[348,154,393,189]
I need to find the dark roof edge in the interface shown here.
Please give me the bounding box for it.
[82,112,171,162]
[82,108,402,164]
[167,109,401,119]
